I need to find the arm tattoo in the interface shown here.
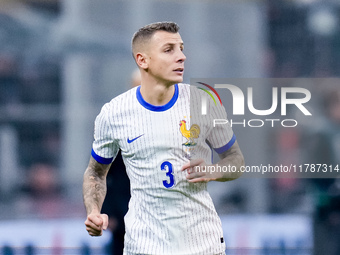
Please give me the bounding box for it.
[83,157,110,215]
[217,141,245,181]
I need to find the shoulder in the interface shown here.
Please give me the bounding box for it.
[178,83,215,107]
[177,82,197,91]
[178,83,189,89]
[96,86,139,120]
[178,83,207,95]
[177,83,206,99]
[110,86,138,105]
[102,86,138,110]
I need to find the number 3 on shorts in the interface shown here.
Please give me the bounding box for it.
[161,161,175,188]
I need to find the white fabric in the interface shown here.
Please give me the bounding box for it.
[92,83,234,255]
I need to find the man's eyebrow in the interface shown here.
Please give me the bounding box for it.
[162,42,184,48]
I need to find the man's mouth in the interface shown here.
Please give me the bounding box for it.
[174,68,184,74]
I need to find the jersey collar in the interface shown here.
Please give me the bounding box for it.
[136,84,179,112]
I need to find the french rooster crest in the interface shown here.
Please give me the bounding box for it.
[179,120,200,146]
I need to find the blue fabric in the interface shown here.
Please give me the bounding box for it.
[214,134,236,154]
[91,148,113,164]
[136,84,179,112]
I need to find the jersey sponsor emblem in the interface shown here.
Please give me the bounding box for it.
[179,120,200,147]
[127,134,144,144]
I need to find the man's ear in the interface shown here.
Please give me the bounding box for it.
[135,53,148,69]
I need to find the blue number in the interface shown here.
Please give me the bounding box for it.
[161,161,175,188]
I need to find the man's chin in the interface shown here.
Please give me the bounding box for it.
[165,76,183,86]
[173,77,184,84]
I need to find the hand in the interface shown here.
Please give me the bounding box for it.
[85,211,109,236]
[181,158,218,183]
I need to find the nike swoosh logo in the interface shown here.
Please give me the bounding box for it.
[127,134,144,144]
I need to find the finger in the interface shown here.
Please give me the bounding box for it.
[86,225,97,234]
[181,159,204,171]
[186,170,207,182]
[88,214,104,227]
[87,228,102,236]
[85,219,101,233]
[181,161,190,171]
[85,223,103,236]
[188,177,208,183]
[186,170,204,180]
[101,214,109,230]
[85,216,103,232]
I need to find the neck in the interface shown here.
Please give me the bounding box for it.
[140,81,176,106]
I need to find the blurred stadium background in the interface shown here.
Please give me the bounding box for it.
[0,0,340,254]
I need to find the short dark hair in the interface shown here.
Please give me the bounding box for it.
[132,21,180,58]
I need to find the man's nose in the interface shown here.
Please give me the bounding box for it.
[177,50,186,62]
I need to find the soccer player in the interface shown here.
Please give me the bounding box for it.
[83,22,245,255]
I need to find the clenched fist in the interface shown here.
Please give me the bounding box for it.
[85,212,109,236]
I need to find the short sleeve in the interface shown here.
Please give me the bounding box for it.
[91,104,119,164]
[207,99,236,154]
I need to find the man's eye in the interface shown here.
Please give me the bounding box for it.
[165,48,172,53]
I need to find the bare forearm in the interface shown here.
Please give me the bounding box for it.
[215,141,245,182]
[83,157,109,215]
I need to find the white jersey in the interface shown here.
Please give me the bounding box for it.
[92,83,235,255]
